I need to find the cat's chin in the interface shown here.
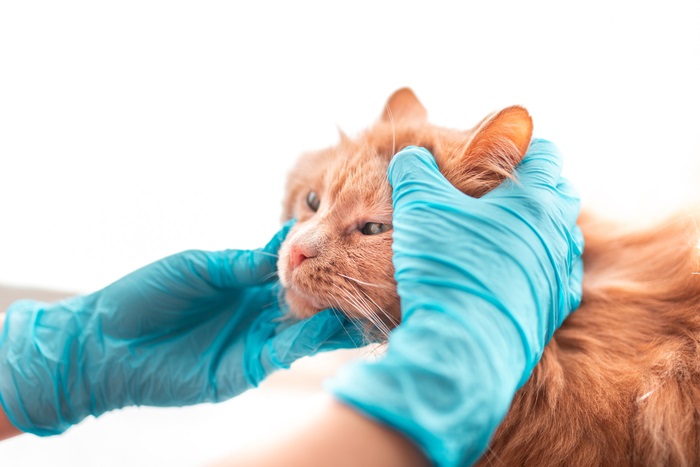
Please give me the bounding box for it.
[283,287,325,319]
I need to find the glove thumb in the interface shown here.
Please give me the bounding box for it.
[208,220,295,288]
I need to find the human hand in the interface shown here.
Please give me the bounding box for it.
[0,223,363,436]
[329,140,584,466]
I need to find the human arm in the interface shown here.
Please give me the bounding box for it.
[0,224,364,437]
[212,397,428,467]
[0,401,20,441]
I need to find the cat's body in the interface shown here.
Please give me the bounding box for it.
[484,212,700,466]
[277,88,700,465]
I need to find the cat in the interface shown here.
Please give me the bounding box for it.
[276,88,700,466]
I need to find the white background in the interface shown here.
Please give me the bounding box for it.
[1,1,699,465]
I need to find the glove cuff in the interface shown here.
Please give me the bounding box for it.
[326,309,524,467]
[0,300,77,435]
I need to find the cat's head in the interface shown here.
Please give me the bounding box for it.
[277,88,532,334]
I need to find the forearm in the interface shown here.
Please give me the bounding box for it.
[327,307,526,466]
[211,397,429,467]
[0,402,22,441]
[0,311,23,441]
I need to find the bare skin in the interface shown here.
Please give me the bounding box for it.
[0,405,20,441]
[211,397,429,467]
[0,313,22,441]
[0,384,427,466]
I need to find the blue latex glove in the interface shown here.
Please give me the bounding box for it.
[0,223,362,436]
[329,140,584,466]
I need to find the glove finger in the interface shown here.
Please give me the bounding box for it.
[571,223,585,257]
[208,220,296,288]
[485,138,563,200]
[388,146,466,211]
[262,309,367,371]
[262,219,297,256]
[555,177,583,227]
[566,253,584,320]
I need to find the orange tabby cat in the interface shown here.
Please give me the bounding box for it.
[277,88,700,466]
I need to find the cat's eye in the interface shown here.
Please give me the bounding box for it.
[307,191,320,212]
[361,222,393,235]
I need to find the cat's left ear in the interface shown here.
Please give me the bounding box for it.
[336,125,351,143]
[381,88,428,124]
[440,106,533,198]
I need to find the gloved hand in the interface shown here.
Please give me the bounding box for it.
[0,223,363,436]
[329,140,584,466]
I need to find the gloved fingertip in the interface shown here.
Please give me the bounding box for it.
[553,178,583,231]
[294,308,353,346]
[232,221,297,285]
[567,257,584,313]
[214,232,286,287]
[528,138,560,156]
[388,146,441,188]
[263,219,296,255]
[500,139,564,194]
[327,312,373,347]
[270,309,366,367]
[572,224,585,256]
[556,177,581,204]
[206,249,270,288]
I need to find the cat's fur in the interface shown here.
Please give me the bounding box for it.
[277,88,700,465]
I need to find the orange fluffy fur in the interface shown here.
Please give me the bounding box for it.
[278,88,700,465]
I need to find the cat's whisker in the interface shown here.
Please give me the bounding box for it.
[334,285,374,325]
[337,273,393,290]
[333,283,387,337]
[328,295,358,330]
[262,270,279,282]
[365,340,388,359]
[346,280,396,329]
[328,303,363,348]
[483,446,508,467]
[254,251,280,259]
[335,274,396,337]
[346,282,393,339]
[339,282,391,339]
[359,288,399,329]
[337,303,377,347]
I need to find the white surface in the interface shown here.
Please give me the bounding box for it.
[1,1,699,293]
[1,1,699,466]
[0,389,321,466]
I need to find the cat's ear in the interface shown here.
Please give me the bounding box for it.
[336,125,351,143]
[441,106,533,198]
[381,88,427,124]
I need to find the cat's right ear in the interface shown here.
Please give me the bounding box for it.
[381,88,428,124]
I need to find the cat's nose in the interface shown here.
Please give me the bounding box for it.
[289,244,317,271]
